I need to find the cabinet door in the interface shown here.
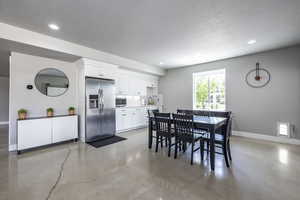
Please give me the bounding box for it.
[116,75,130,95]
[18,118,52,150]
[85,65,116,80]
[138,80,147,96]
[52,116,78,143]
[127,109,135,128]
[138,108,144,126]
[116,110,122,131]
[116,109,128,131]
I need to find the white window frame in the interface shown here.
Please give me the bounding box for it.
[192,68,226,111]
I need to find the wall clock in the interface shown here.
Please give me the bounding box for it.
[245,62,271,88]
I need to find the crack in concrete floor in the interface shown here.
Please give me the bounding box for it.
[46,148,71,200]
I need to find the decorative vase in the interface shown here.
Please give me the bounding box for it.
[18,113,27,120]
[47,111,54,117]
[69,110,75,115]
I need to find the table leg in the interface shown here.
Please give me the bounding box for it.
[148,118,153,149]
[209,126,215,171]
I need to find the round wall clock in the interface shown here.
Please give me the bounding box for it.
[245,62,271,88]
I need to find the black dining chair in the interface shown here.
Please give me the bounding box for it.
[173,113,204,165]
[148,109,168,147]
[154,112,175,157]
[200,114,233,167]
[177,109,193,115]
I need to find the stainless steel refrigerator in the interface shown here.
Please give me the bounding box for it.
[85,77,116,142]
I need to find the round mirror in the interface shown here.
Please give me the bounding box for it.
[35,68,69,97]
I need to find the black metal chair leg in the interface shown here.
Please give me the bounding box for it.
[179,141,182,151]
[183,142,187,153]
[160,136,163,148]
[168,137,172,157]
[223,144,230,168]
[191,142,194,165]
[155,136,159,152]
[227,140,232,161]
[206,141,210,157]
[165,137,168,147]
[174,138,178,159]
[200,140,204,161]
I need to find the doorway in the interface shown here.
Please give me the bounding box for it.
[0,50,10,153]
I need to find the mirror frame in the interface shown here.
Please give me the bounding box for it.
[34,68,69,97]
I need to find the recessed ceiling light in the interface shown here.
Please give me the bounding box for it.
[248,39,256,45]
[48,23,60,30]
[159,62,164,65]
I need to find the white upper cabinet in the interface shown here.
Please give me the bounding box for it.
[116,74,130,95]
[116,70,158,96]
[83,59,118,80]
[81,59,158,97]
[129,79,147,96]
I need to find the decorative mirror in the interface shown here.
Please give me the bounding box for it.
[245,62,271,88]
[35,68,69,97]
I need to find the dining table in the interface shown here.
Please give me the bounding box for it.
[148,115,227,171]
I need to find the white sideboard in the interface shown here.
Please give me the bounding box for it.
[17,115,78,153]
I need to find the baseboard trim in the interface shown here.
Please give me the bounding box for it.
[0,121,9,125]
[232,131,300,145]
[9,144,17,151]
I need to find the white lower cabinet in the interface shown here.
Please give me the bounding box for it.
[116,107,148,133]
[52,116,78,143]
[116,109,129,131]
[17,115,78,152]
[17,118,52,151]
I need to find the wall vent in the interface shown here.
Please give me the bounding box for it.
[277,122,291,137]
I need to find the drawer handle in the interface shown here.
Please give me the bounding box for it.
[99,74,104,77]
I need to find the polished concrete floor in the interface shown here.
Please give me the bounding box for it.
[0,127,300,200]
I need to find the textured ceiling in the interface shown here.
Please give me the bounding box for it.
[0,0,300,68]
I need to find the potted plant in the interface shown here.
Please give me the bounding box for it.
[46,108,54,117]
[18,109,27,120]
[68,107,75,115]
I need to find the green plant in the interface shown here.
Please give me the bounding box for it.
[47,108,54,112]
[18,109,27,114]
[68,107,75,111]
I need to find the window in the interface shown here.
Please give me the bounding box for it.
[193,69,225,110]
[277,122,290,137]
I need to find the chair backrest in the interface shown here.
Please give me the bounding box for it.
[173,113,194,139]
[154,112,171,135]
[224,115,233,140]
[177,109,193,115]
[147,109,159,118]
[192,110,231,118]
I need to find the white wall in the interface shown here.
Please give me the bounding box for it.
[0,76,9,123]
[159,46,300,139]
[9,52,78,148]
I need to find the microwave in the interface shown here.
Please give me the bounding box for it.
[116,97,127,107]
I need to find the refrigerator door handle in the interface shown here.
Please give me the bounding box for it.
[98,89,104,112]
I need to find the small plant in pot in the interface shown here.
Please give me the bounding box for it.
[18,109,27,120]
[68,107,75,115]
[46,108,54,117]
